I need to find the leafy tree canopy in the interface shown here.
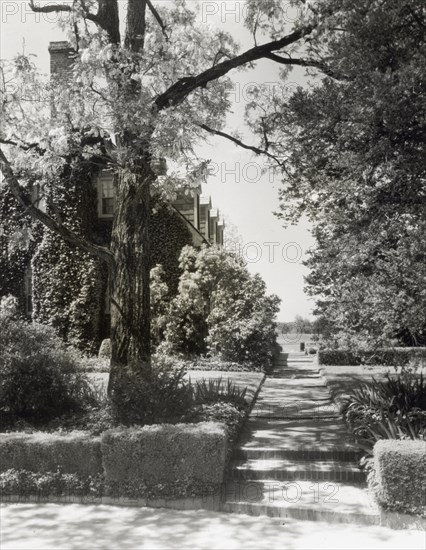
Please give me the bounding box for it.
[246,0,426,346]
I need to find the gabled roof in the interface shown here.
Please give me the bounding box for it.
[171,205,210,246]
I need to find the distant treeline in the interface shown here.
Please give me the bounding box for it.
[277,316,332,336]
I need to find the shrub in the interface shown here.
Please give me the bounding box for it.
[161,246,280,368]
[371,440,426,516]
[0,431,102,477]
[192,377,248,409]
[207,273,280,369]
[318,348,426,366]
[101,422,227,497]
[0,310,96,423]
[80,356,110,373]
[342,371,426,448]
[207,294,280,368]
[109,357,193,425]
[0,469,105,498]
[196,402,246,455]
[179,356,264,372]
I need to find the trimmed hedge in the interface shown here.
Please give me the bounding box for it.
[0,422,228,500]
[372,440,426,516]
[318,348,426,366]
[101,422,227,497]
[0,431,102,478]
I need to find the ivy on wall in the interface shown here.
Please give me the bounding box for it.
[1,164,195,354]
[150,196,193,297]
[32,233,106,354]
[31,162,106,355]
[0,186,39,313]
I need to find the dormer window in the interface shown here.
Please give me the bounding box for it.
[97,171,115,218]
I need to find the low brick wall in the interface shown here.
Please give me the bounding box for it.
[372,440,426,516]
[0,431,102,478]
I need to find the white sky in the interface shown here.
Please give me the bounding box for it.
[0,0,316,321]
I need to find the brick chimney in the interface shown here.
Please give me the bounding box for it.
[48,41,75,81]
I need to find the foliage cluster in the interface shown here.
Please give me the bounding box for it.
[246,0,426,347]
[0,187,36,312]
[0,468,105,498]
[0,305,96,426]
[177,356,264,373]
[318,348,426,366]
[157,246,280,368]
[191,377,248,409]
[109,359,194,426]
[342,370,426,450]
[109,355,251,427]
[370,440,426,516]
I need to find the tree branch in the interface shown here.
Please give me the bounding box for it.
[0,147,114,266]
[29,0,120,44]
[155,25,315,110]
[79,0,100,25]
[0,138,45,155]
[28,0,71,13]
[146,0,168,39]
[200,124,287,170]
[264,52,345,80]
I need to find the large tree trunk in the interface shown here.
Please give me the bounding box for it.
[108,157,153,393]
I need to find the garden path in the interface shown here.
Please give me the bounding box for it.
[221,351,382,525]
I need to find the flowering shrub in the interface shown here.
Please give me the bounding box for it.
[207,274,280,367]
[160,246,280,368]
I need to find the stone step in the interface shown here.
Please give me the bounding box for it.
[250,389,332,401]
[250,413,340,421]
[220,479,380,526]
[268,376,321,381]
[256,381,327,389]
[234,446,363,462]
[274,363,317,367]
[220,353,377,526]
[251,401,340,420]
[269,366,318,370]
[274,362,314,367]
[228,459,365,483]
[239,418,357,449]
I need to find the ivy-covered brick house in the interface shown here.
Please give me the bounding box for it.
[0,42,224,354]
